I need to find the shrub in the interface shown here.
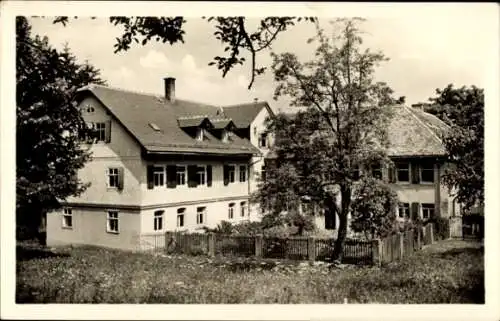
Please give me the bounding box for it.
[350,177,399,239]
[429,217,450,241]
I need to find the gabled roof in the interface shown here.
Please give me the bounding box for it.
[76,85,261,156]
[270,105,449,158]
[222,101,274,128]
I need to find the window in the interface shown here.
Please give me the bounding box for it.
[422,203,435,220]
[177,208,185,227]
[196,128,204,141]
[197,166,206,185]
[107,211,119,233]
[176,166,186,185]
[420,162,435,183]
[94,122,107,142]
[259,133,267,148]
[240,202,247,217]
[371,163,382,180]
[154,210,164,231]
[239,165,247,182]
[253,126,257,136]
[107,168,119,188]
[228,165,235,183]
[85,105,95,113]
[153,166,165,187]
[228,203,235,219]
[149,122,161,131]
[261,165,267,181]
[398,203,410,218]
[62,208,73,228]
[197,207,206,225]
[396,162,410,183]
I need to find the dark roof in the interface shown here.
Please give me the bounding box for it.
[270,105,449,158]
[209,118,234,129]
[177,116,210,128]
[77,85,261,156]
[222,101,274,128]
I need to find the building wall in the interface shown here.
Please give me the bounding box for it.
[47,206,141,250]
[140,160,250,206]
[140,198,251,234]
[66,96,144,206]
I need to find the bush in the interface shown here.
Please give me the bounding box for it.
[429,217,450,241]
[350,177,399,239]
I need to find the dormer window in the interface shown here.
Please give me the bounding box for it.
[221,129,229,143]
[196,128,204,141]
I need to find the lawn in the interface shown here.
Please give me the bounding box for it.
[16,239,484,304]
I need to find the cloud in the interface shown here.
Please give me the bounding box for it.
[139,50,171,70]
[104,66,136,90]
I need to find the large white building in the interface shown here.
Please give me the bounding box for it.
[47,77,458,250]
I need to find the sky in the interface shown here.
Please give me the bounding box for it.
[28,13,492,112]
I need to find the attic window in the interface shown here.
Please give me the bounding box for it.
[149,123,161,131]
[196,128,205,141]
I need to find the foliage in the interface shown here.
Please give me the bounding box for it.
[16,240,484,303]
[254,18,395,260]
[429,217,450,241]
[200,221,234,234]
[16,17,104,240]
[350,177,399,239]
[52,16,316,89]
[425,84,484,210]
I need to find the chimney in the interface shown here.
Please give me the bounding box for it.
[164,77,176,103]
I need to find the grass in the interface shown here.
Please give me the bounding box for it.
[16,239,484,304]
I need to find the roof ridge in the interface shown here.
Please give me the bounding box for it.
[85,84,225,110]
[402,105,443,144]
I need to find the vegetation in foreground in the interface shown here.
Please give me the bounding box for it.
[16,239,483,304]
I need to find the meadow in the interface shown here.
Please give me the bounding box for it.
[16,239,483,304]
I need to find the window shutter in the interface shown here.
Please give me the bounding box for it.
[411,162,420,184]
[388,163,395,183]
[411,202,419,220]
[187,165,198,188]
[223,165,229,186]
[105,120,112,143]
[206,165,212,187]
[147,165,154,189]
[117,167,124,190]
[166,165,177,188]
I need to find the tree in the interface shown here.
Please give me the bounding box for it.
[350,177,399,240]
[16,17,105,243]
[426,84,484,210]
[253,18,395,262]
[52,16,316,89]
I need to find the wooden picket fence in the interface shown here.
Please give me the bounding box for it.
[137,223,438,266]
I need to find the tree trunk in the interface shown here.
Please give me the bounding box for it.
[332,185,352,263]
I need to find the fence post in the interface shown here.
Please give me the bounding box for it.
[430,224,434,244]
[255,234,263,258]
[447,218,452,239]
[308,237,316,264]
[399,232,404,260]
[208,233,215,257]
[416,228,421,249]
[371,238,382,266]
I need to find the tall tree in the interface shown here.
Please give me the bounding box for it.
[254,18,395,262]
[426,84,484,210]
[52,16,316,89]
[16,17,104,243]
